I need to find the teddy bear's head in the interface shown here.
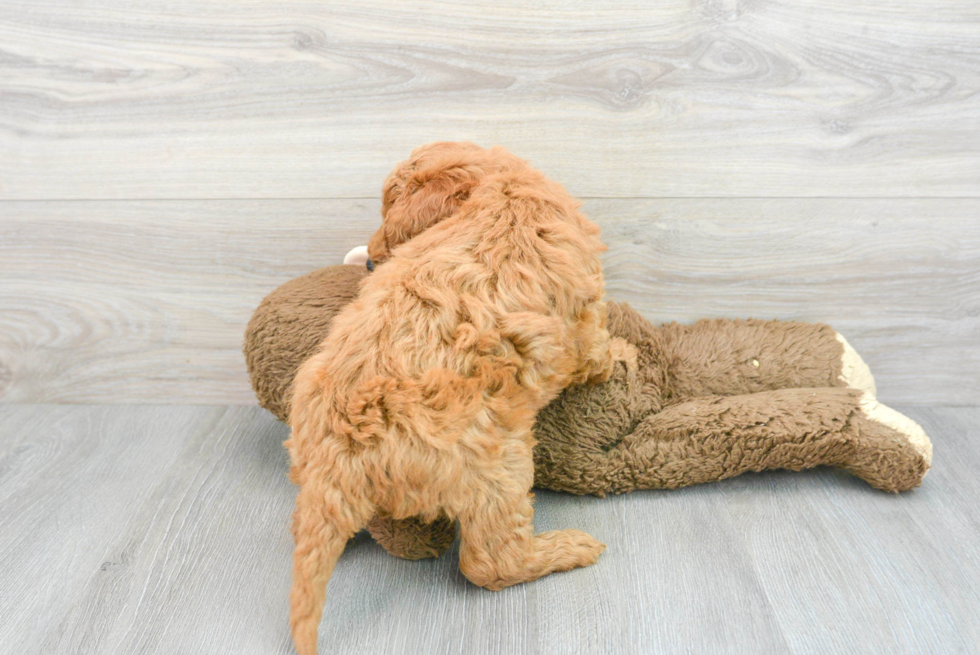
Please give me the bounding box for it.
[367,141,523,264]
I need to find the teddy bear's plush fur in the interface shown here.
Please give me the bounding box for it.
[283,143,616,655]
[246,265,932,563]
[245,144,933,651]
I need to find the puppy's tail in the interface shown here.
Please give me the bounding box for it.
[290,478,370,655]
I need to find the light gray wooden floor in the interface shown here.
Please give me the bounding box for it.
[1,404,978,655]
[2,0,980,653]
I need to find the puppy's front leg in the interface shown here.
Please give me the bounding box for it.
[454,425,605,591]
[571,301,615,386]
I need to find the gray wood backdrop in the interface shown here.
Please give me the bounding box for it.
[2,404,978,655]
[1,0,979,405]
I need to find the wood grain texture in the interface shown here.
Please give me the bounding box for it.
[598,198,980,406]
[1,198,977,405]
[719,405,980,654]
[0,405,296,654]
[1,404,977,654]
[1,0,978,199]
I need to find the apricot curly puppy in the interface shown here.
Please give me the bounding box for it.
[286,142,614,655]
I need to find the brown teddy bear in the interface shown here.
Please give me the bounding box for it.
[245,143,931,561]
[245,265,932,562]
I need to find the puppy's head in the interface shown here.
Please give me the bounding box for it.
[367,141,519,264]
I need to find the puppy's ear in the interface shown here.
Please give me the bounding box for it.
[369,142,490,263]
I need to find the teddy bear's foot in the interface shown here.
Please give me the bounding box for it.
[835,333,877,396]
[858,392,933,467]
[842,392,933,492]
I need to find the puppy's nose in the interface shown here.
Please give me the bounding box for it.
[366,259,375,272]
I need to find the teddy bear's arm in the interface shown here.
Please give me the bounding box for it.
[366,512,457,560]
[533,386,930,496]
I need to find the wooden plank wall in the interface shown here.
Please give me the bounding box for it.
[1,0,978,405]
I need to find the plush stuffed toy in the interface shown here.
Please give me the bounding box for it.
[245,259,933,561]
[247,142,932,560]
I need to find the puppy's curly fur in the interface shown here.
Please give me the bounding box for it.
[286,142,614,655]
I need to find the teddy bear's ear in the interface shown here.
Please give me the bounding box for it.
[369,142,507,263]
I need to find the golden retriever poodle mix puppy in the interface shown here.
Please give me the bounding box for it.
[286,142,614,655]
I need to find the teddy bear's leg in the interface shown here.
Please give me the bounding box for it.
[656,315,874,400]
[537,387,930,495]
[847,391,932,487]
[365,512,457,561]
[604,303,876,405]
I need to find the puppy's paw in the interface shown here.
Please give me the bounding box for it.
[836,332,877,396]
[582,339,630,385]
[541,529,606,569]
[585,359,615,385]
[609,337,637,367]
[568,529,607,565]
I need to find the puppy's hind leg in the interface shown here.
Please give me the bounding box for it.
[454,426,605,591]
[290,475,373,655]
